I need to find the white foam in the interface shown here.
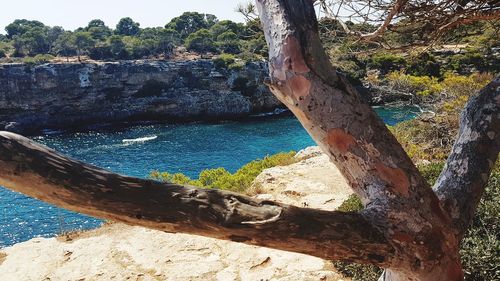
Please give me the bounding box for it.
[122,135,158,143]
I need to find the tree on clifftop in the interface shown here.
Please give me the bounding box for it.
[71,31,95,61]
[115,17,140,36]
[0,1,498,281]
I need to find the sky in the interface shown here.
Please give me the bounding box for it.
[0,0,247,34]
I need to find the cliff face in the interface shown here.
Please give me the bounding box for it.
[0,60,281,134]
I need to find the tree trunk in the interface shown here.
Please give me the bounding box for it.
[0,0,498,280]
[255,0,498,279]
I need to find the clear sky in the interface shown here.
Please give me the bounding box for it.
[0,0,247,34]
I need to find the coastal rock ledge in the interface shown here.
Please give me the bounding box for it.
[0,60,281,134]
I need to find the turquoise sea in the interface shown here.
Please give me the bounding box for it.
[0,107,418,247]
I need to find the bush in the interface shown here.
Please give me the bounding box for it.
[448,50,487,74]
[386,71,443,96]
[22,54,54,65]
[185,29,217,53]
[213,53,236,69]
[368,52,406,74]
[0,42,9,58]
[150,151,297,193]
[406,52,441,77]
[213,53,244,71]
[460,171,499,281]
[389,72,493,162]
[337,194,363,212]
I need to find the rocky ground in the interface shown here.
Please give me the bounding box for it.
[0,147,354,281]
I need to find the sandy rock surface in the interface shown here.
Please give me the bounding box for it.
[0,147,353,281]
[252,146,352,210]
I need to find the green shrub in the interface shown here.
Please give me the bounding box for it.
[460,171,500,281]
[337,194,363,212]
[368,52,406,74]
[22,54,54,65]
[406,52,441,77]
[416,162,444,185]
[213,53,243,70]
[150,151,297,193]
[386,71,443,96]
[0,42,8,58]
[448,50,487,74]
[389,72,493,162]
[185,28,217,53]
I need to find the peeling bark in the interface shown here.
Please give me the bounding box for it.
[434,77,500,238]
[0,131,393,266]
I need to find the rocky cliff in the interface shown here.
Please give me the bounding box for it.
[0,60,282,134]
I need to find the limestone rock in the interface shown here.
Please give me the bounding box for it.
[252,147,352,210]
[0,60,282,134]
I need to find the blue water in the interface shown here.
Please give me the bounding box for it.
[0,107,418,247]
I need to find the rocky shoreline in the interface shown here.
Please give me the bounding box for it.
[0,59,412,135]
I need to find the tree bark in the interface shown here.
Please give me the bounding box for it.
[434,77,500,239]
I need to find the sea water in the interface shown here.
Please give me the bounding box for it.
[0,107,418,247]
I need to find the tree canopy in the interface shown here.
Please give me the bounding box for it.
[0,13,268,61]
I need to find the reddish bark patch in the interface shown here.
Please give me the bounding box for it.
[282,36,310,74]
[374,162,410,196]
[430,194,449,223]
[288,75,311,100]
[446,260,465,281]
[392,231,413,244]
[326,129,357,154]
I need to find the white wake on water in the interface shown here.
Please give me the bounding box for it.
[122,135,158,143]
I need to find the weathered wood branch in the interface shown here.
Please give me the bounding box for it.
[0,131,394,266]
[434,76,500,238]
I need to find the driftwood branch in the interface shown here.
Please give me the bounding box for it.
[0,131,394,266]
[434,76,500,238]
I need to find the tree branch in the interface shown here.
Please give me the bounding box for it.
[431,10,500,41]
[434,76,500,239]
[0,131,394,266]
[359,0,407,41]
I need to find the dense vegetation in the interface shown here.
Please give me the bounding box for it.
[150,151,297,193]
[0,13,267,62]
